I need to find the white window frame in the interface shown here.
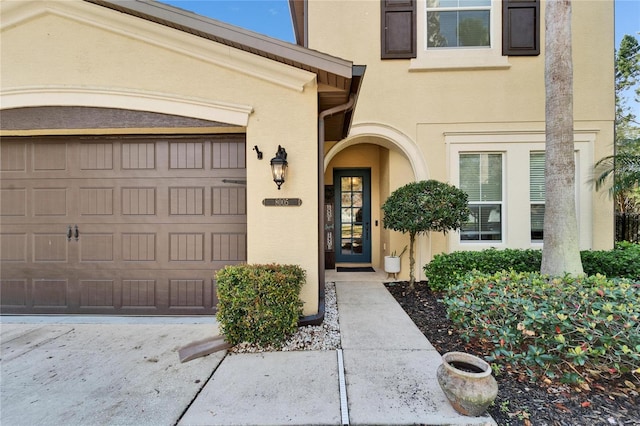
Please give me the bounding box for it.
[529,151,545,242]
[410,0,510,71]
[459,152,505,243]
[446,131,595,252]
[426,0,492,49]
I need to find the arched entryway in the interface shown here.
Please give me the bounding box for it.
[323,123,431,280]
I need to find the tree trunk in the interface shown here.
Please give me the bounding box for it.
[542,0,584,276]
[408,232,416,291]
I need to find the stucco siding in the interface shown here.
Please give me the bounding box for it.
[308,0,614,279]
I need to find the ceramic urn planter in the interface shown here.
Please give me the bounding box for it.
[436,351,498,417]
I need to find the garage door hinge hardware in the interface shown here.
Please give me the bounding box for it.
[222,179,247,185]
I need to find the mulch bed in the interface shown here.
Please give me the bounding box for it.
[384,280,640,426]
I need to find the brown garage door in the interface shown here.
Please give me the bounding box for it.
[0,135,246,315]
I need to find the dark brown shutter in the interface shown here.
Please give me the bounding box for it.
[381,0,416,59]
[502,0,540,56]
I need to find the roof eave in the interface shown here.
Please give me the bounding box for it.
[289,0,306,47]
[85,0,351,80]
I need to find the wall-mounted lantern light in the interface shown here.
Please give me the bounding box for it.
[270,145,288,190]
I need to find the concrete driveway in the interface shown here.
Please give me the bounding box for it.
[1,321,224,426]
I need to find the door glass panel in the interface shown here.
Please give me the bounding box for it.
[340,177,365,255]
[352,192,363,207]
[351,177,363,191]
[341,208,351,220]
[341,178,351,191]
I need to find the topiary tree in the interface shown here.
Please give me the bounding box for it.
[382,180,469,290]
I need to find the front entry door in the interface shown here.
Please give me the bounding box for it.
[334,169,371,263]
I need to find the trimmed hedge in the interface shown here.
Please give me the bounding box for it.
[443,271,640,381]
[581,242,640,279]
[424,248,542,291]
[424,243,640,290]
[216,264,305,346]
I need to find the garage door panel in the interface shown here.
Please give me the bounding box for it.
[33,279,69,308]
[169,233,205,262]
[0,279,28,307]
[170,142,204,169]
[169,187,205,215]
[80,142,114,170]
[121,279,157,308]
[122,187,156,215]
[122,233,156,262]
[1,141,27,171]
[1,136,246,315]
[79,188,114,216]
[33,188,69,216]
[33,142,67,171]
[79,279,115,308]
[212,233,247,262]
[122,142,155,170]
[0,233,27,262]
[33,233,69,262]
[212,186,246,215]
[79,234,114,262]
[212,140,245,169]
[169,279,207,309]
[0,188,27,216]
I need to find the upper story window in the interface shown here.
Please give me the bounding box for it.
[415,0,505,70]
[381,0,540,68]
[426,0,491,49]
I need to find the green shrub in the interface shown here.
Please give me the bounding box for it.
[424,248,542,291]
[582,242,640,280]
[216,264,305,346]
[424,243,640,291]
[443,271,640,382]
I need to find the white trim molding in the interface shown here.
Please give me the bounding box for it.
[446,130,597,251]
[1,86,254,126]
[327,122,429,180]
[410,0,511,71]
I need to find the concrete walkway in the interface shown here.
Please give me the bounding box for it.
[1,273,496,425]
[180,275,495,425]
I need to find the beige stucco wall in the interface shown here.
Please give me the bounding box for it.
[311,0,615,280]
[1,1,321,314]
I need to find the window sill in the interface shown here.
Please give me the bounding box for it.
[409,54,511,71]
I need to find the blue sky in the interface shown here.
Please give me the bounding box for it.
[161,1,295,42]
[615,0,640,119]
[615,0,640,45]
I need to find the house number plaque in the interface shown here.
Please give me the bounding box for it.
[262,198,302,207]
